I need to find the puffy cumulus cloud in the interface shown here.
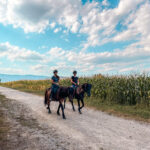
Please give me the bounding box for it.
[47,47,66,58]
[0,0,81,33]
[50,22,56,29]
[80,0,145,50]
[30,64,49,75]
[113,1,150,42]
[114,0,143,16]
[0,0,148,50]
[0,42,44,61]
[1,42,150,75]
[57,1,80,33]
[31,64,46,71]
[45,43,150,74]
[102,0,109,6]
[0,0,48,33]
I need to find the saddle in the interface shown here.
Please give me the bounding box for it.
[50,86,60,101]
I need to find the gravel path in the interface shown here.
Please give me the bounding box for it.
[0,86,150,150]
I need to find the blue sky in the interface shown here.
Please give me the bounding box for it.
[0,0,150,77]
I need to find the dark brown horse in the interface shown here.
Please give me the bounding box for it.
[64,83,92,114]
[44,86,75,119]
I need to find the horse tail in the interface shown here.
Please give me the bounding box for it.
[44,89,48,105]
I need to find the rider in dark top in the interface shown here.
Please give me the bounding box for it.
[51,70,60,99]
[71,70,79,88]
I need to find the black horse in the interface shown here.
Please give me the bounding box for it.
[64,83,92,114]
[44,86,75,119]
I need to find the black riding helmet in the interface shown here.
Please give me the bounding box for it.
[53,70,58,73]
[73,70,77,74]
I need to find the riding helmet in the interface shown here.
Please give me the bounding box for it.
[53,70,58,73]
[73,70,77,74]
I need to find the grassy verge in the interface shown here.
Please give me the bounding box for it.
[84,97,150,122]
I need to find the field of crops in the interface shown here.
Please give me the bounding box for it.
[1,73,150,107]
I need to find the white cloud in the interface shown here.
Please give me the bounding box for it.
[102,0,109,6]
[0,0,150,75]
[0,42,44,61]
[47,47,65,58]
[119,67,136,73]
[0,0,81,33]
[0,41,150,75]
[0,67,25,75]
[114,0,143,16]
[31,64,48,75]
[113,1,150,42]
[50,22,56,29]
[44,43,150,74]
[54,27,61,33]
[0,0,148,50]
[80,0,144,50]
[31,64,45,70]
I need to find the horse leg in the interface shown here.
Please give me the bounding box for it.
[79,99,84,112]
[46,90,51,114]
[70,99,75,111]
[57,104,61,116]
[60,99,66,119]
[77,99,82,114]
[64,98,66,109]
[47,99,51,114]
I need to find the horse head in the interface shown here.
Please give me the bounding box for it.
[82,83,92,97]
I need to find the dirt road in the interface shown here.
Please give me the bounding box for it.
[0,86,150,150]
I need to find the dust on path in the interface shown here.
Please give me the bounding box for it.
[0,86,150,150]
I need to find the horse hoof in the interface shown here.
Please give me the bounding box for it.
[79,111,82,114]
[57,112,60,116]
[48,111,51,114]
[73,108,76,112]
[63,116,66,119]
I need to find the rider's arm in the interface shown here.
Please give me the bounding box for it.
[51,79,59,85]
[71,78,76,85]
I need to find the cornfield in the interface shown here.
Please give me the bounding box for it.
[1,73,150,107]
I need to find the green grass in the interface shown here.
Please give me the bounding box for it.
[84,97,150,121]
[0,73,150,122]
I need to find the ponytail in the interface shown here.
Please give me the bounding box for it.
[56,75,60,80]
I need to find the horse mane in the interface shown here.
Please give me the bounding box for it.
[81,83,87,90]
